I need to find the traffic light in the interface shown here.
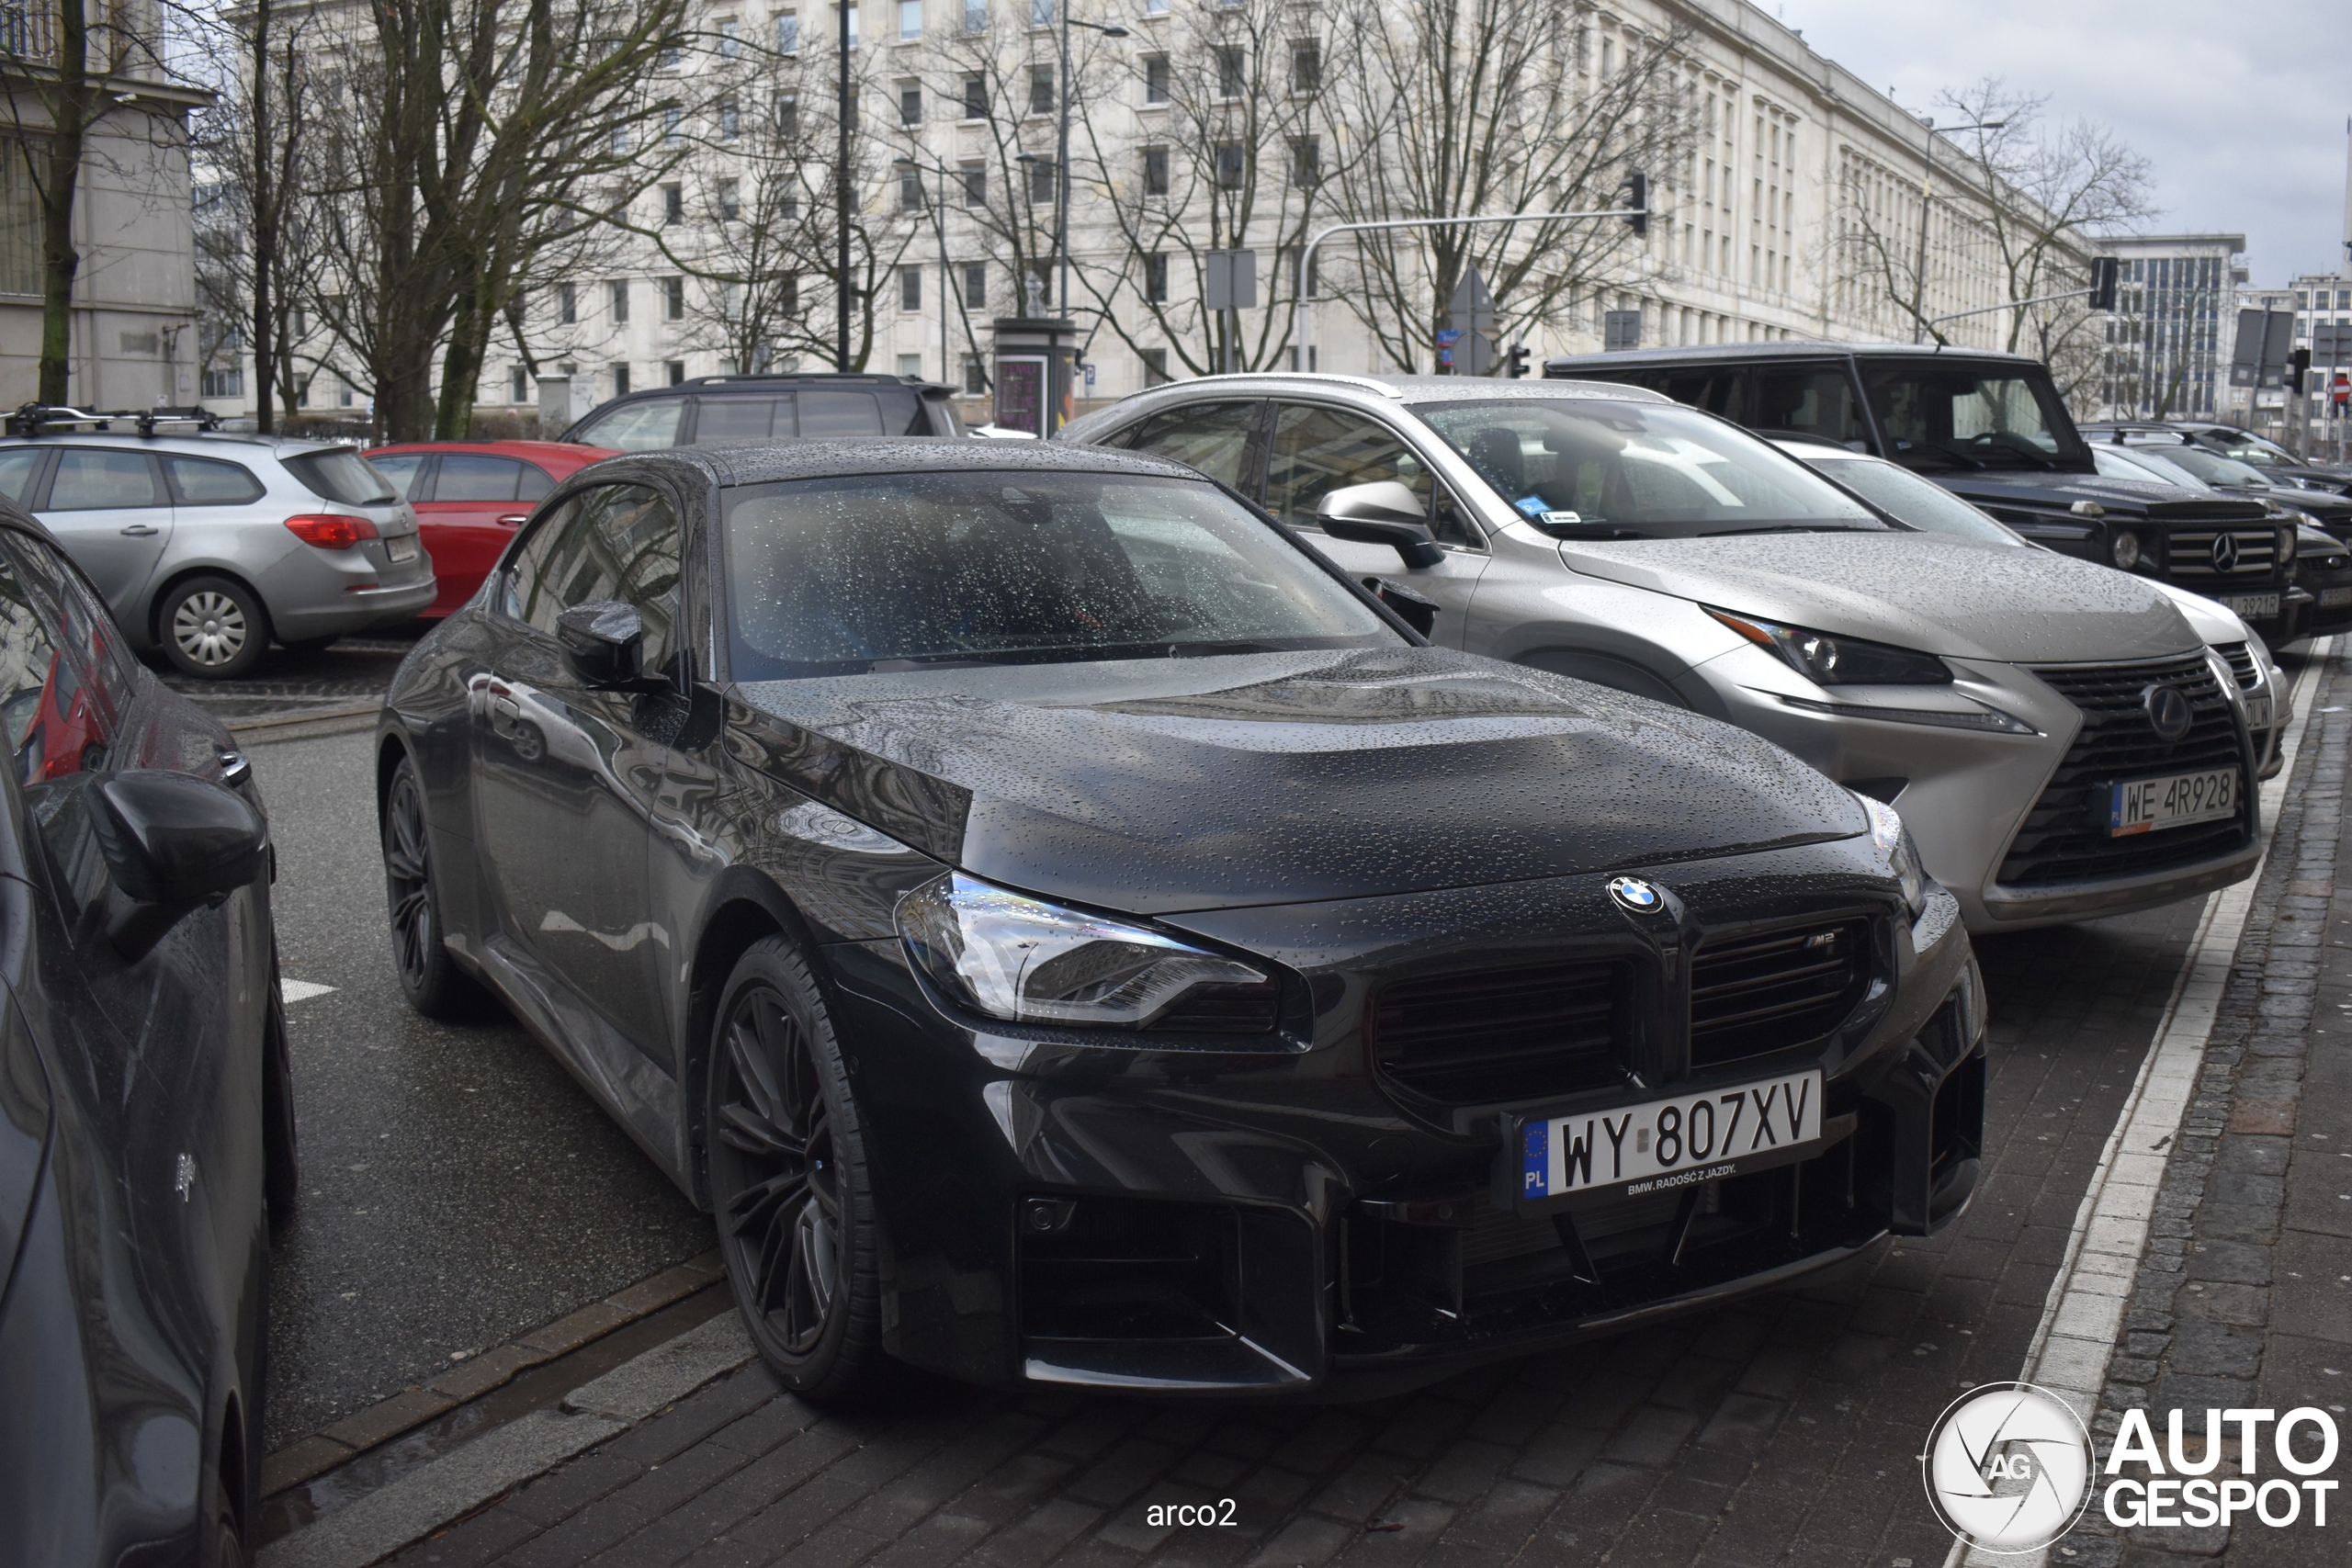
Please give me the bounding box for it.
[1506,344,1531,378]
[2289,346,2312,394]
[1624,171,1648,237]
[2088,256,2120,312]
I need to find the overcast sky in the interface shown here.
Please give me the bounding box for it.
[1781,1,2352,284]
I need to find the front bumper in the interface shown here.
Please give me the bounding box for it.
[816,851,1981,1397]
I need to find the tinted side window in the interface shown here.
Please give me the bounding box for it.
[503,495,588,630]
[574,399,685,450]
[1753,369,1867,446]
[506,485,684,670]
[163,455,266,505]
[1123,401,1259,489]
[0,449,42,504]
[435,455,525,502]
[797,390,884,436]
[1659,371,1748,421]
[367,452,429,499]
[1,535,135,721]
[1265,403,1474,547]
[45,450,161,511]
[517,464,554,502]
[693,397,786,443]
[0,547,115,784]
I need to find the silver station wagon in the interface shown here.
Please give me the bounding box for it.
[1063,374,2278,931]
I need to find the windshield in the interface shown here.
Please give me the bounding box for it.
[284,448,396,505]
[2200,429,2297,468]
[1411,399,1883,538]
[2141,446,2270,489]
[1798,455,2022,545]
[2092,446,2198,487]
[1861,363,2091,472]
[722,470,1396,678]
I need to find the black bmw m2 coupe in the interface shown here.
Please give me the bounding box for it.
[377,440,1984,1399]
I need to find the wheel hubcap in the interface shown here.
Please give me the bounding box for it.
[173,591,248,665]
[715,987,842,1355]
[382,773,433,989]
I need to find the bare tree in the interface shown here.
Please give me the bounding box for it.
[1066,0,1337,376]
[1316,0,1696,374]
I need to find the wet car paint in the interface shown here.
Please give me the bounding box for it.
[378,440,1984,1396]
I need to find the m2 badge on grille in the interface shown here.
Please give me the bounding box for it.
[1504,1070,1822,1211]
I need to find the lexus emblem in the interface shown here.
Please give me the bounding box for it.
[2211,532,2239,573]
[2143,683,2194,743]
[1607,875,1663,914]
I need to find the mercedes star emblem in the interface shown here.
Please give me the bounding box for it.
[2211,533,2239,573]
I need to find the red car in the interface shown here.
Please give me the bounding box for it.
[365,440,616,617]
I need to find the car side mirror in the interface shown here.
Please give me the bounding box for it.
[1314,481,1443,568]
[89,771,269,961]
[557,600,646,688]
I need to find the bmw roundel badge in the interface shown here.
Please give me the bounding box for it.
[1607,875,1662,914]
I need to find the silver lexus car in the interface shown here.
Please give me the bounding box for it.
[1062,374,2275,931]
[0,423,435,678]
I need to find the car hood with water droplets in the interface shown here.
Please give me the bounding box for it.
[729,647,1863,914]
[1555,533,2203,663]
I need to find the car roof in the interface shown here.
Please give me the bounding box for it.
[0,429,356,457]
[1060,371,1667,437]
[608,436,1208,489]
[370,439,615,463]
[1542,340,2049,370]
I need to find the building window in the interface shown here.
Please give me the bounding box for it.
[663,105,683,145]
[1291,135,1319,186]
[718,96,740,139]
[900,265,922,311]
[845,4,860,46]
[899,0,922,39]
[1291,41,1319,93]
[611,120,629,153]
[1215,141,1244,188]
[961,162,987,205]
[1030,66,1054,115]
[781,275,799,314]
[1027,157,1055,203]
[1142,145,1169,196]
[667,360,686,386]
[662,184,684,225]
[961,263,987,308]
[778,11,798,51]
[1144,54,1169,105]
[963,353,987,393]
[611,279,630,323]
[664,277,685,320]
[719,17,741,56]
[1029,0,1052,24]
[511,366,529,401]
[1028,261,1052,309]
[899,168,923,210]
[1141,347,1170,385]
[201,366,243,399]
[899,82,922,124]
[963,0,986,33]
[1215,45,1244,99]
[558,282,577,324]
[1143,0,1167,14]
[613,364,631,397]
[717,180,741,221]
[1143,251,1168,302]
[0,154,38,297]
[963,74,988,118]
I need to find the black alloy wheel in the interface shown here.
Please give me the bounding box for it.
[380,756,485,1017]
[707,937,882,1397]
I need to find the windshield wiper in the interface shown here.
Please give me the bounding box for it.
[1697,524,1882,536]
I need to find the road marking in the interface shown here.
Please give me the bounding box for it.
[281,980,337,1005]
[1949,638,2335,1568]
[257,1312,754,1568]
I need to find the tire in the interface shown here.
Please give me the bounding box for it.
[706,936,886,1400]
[263,951,300,1228]
[157,574,271,679]
[380,755,488,1017]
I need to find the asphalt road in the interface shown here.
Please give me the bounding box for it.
[254,720,707,1450]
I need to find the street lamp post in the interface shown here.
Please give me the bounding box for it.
[1908,115,2004,344]
[836,0,854,367]
[1051,9,1126,317]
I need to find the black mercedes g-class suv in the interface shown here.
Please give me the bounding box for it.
[1544,343,2310,649]
[557,371,967,450]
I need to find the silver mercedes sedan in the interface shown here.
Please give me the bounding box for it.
[1061,374,2273,931]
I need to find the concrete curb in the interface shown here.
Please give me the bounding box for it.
[258,1311,757,1568]
[1950,638,2337,1568]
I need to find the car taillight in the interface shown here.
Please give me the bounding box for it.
[284,513,379,549]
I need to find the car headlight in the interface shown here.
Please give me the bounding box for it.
[2110,530,2142,570]
[1856,792,1929,921]
[898,873,1278,1032]
[2280,526,2297,563]
[1705,607,1951,685]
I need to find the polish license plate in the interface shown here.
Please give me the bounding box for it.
[386,536,419,564]
[2220,592,2279,617]
[2323,588,2352,608]
[2108,768,2237,837]
[1514,1070,1822,1204]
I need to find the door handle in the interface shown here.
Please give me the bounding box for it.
[119,523,159,536]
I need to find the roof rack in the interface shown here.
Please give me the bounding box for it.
[681,372,908,388]
[6,402,223,437]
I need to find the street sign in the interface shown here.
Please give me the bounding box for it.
[1082,361,1096,388]
[2230,308,2297,389]
[1204,250,1257,310]
[1604,310,1642,352]
[2312,321,2352,364]
[1447,266,1497,375]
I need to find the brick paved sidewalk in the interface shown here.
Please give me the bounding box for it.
[2068,659,2352,1568]
[359,913,2216,1568]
